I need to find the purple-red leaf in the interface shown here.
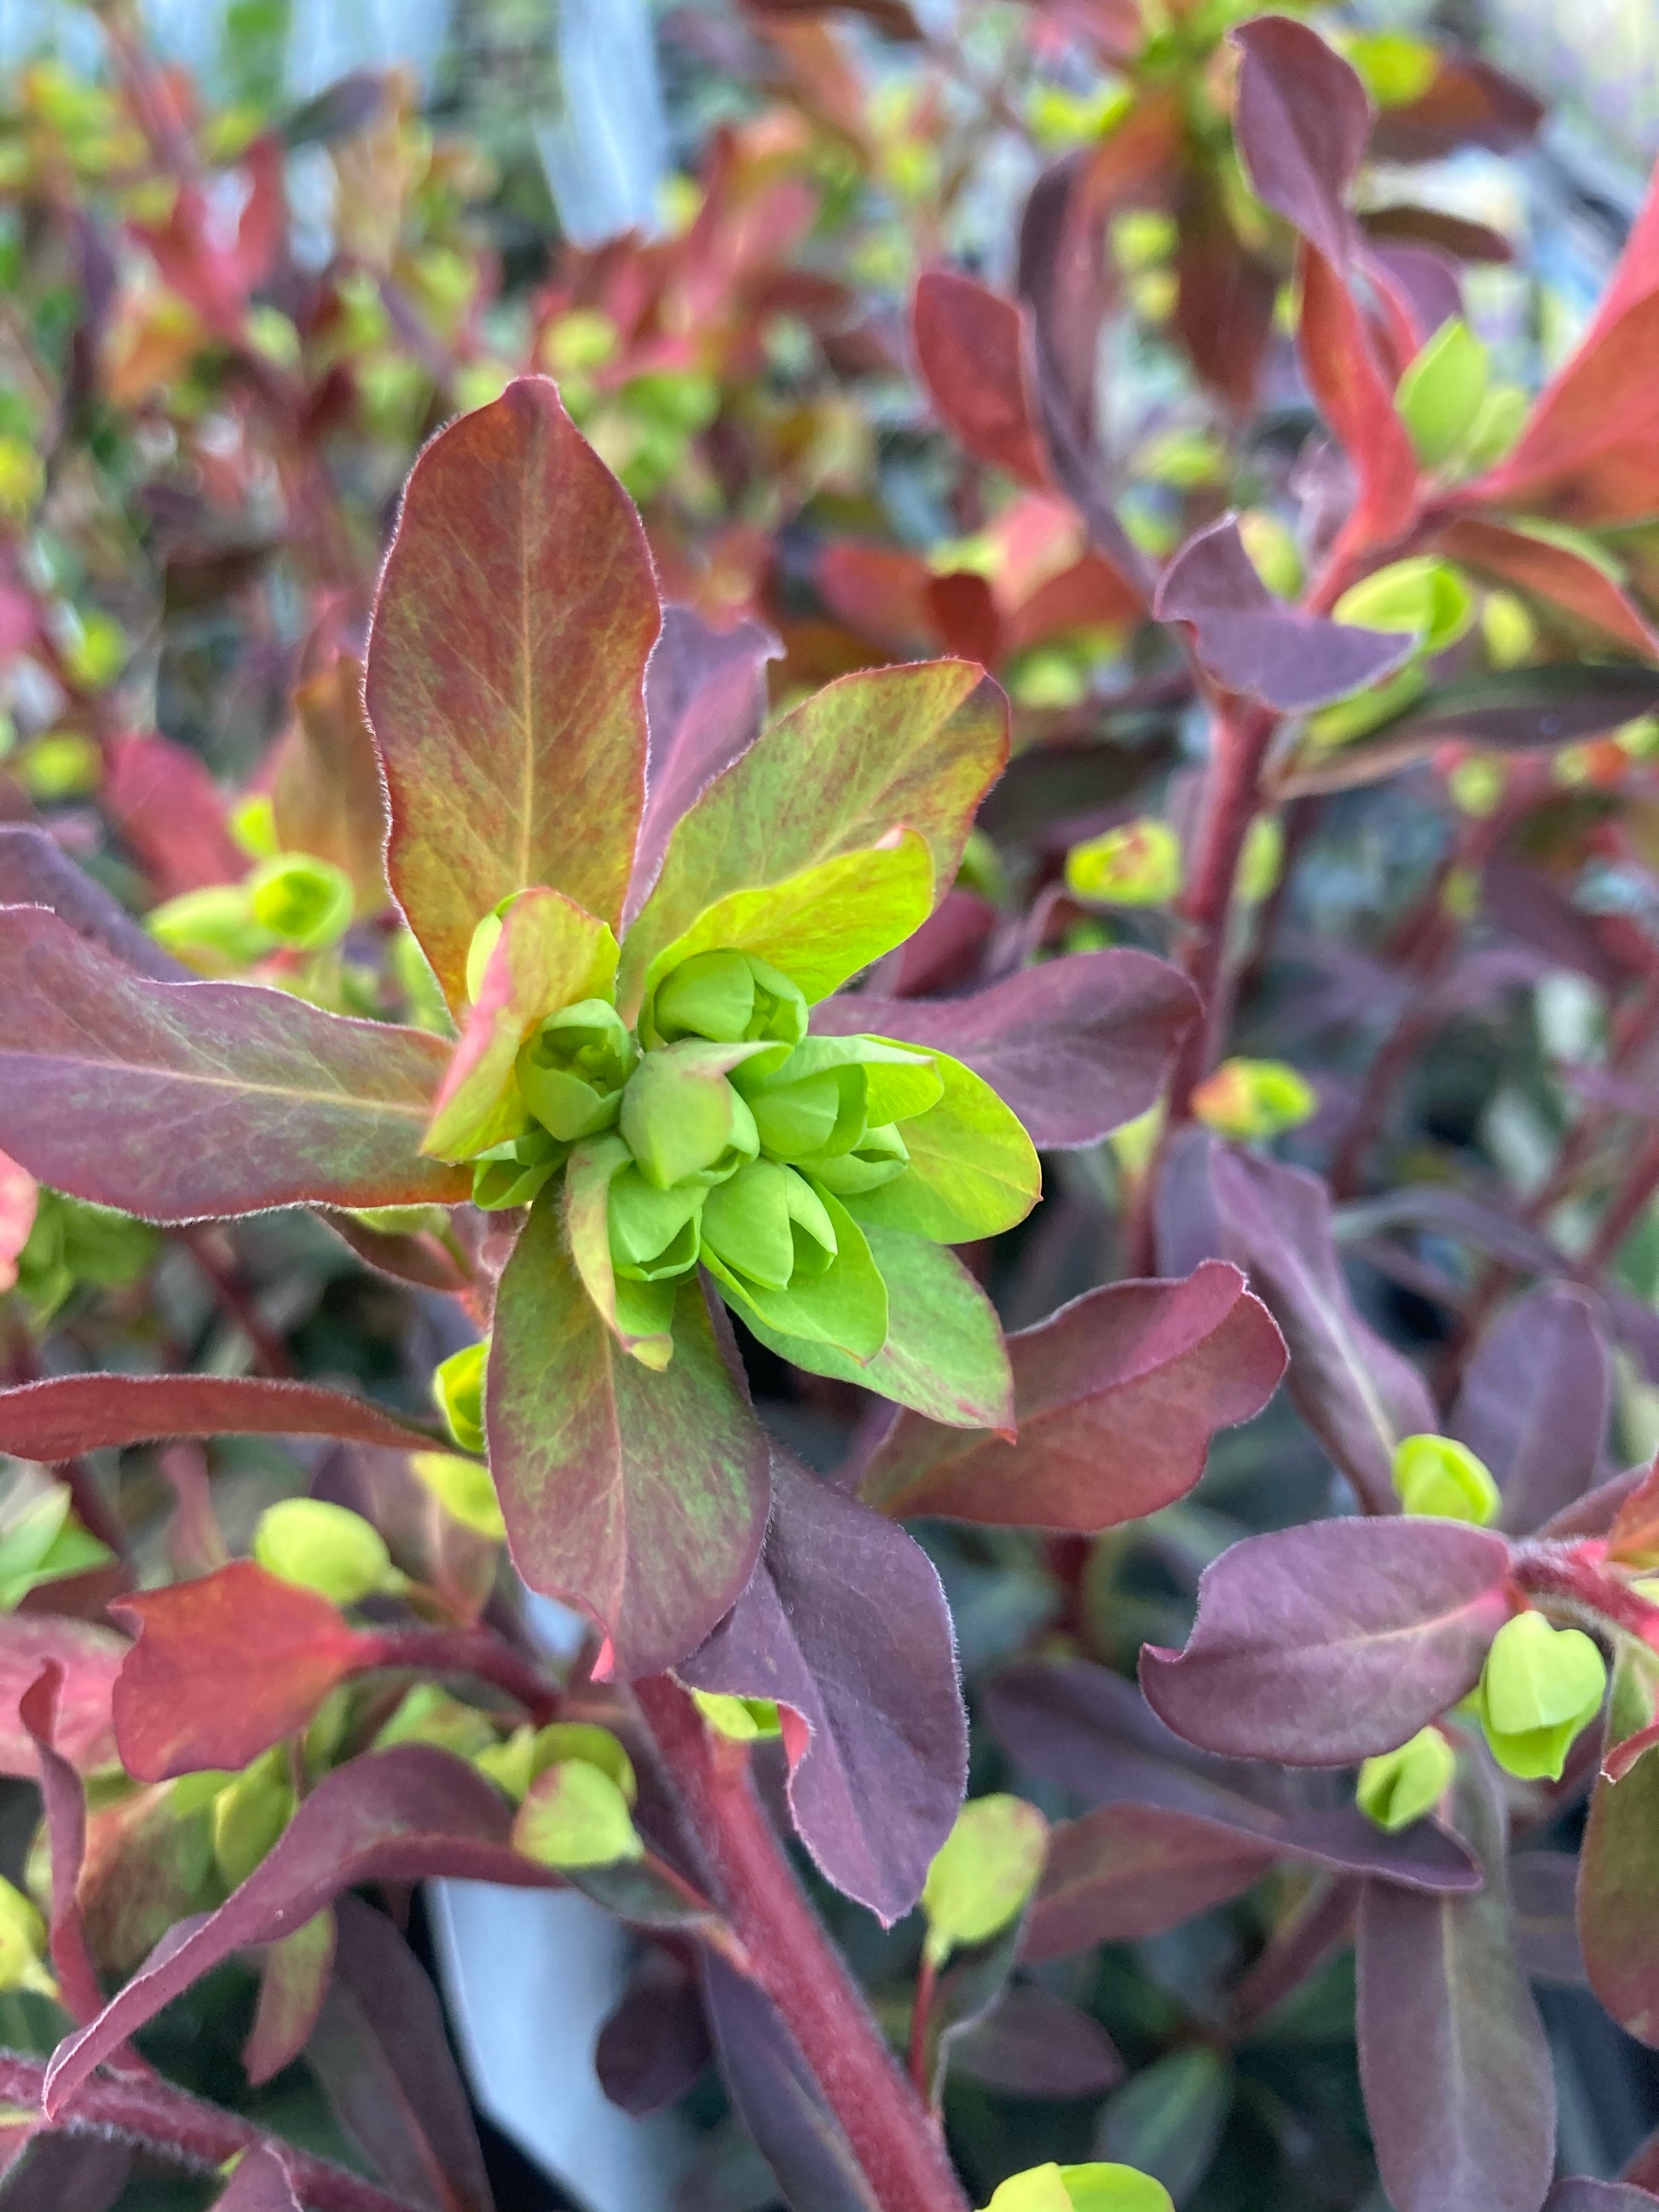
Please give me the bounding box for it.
[18,1667,104,2029]
[950,1984,1122,2099]
[911,269,1052,490]
[595,1953,711,2117]
[43,1747,550,2116]
[859,1262,1284,1529]
[812,948,1199,1149]
[1548,2187,1659,2212]
[1436,519,1659,656]
[1232,14,1370,269]
[0,1619,122,1777]
[486,1201,771,1678]
[629,605,777,922]
[216,2143,302,2212]
[1451,1286,1610,1535]
[1357,1758,1555,2212]
[243,1910,335,2088]
[0,908,467,1221]
[307,1895,494,2212]
[0,1374,443,1462]
[679,1451,966,1925]
[0,2134,130,2210]
[365,378,661,1008]
[1140,1518,1513,1763]
[0,826,184,979]
[1159,1134,1437,1513]
[111,1563,378,1782]
[1155,520,1415,713]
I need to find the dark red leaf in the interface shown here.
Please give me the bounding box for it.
[949,1984,1122,2099]
[1436,519,1659,655]
[269,655,392,912]
[1140,1518,1513,1764]
[911,269,1052,490]
[111,1562,379,1782]
[1154,519,1415,713]
[680,1452,966,1925]
[1582,1666,1659,2042]
[1451,1286,1610,1535]
[105,732,242,898]
[0,1374,443,1462]
[307,1896,494,2212]
[0,826,185,980]
[1026,1805,1279,1956]
[216,2143,302,2212]
[814,543,934,656]
[243,1909,336,2088]
[1367,55,1544,164]
[0,2134,130,2210]
[1357,1757,1555,2212]
[1232,14,1370,269]
[1174,171,1278,413]
[0,1619,122,1777]
[595,1953,712,2116]
[1509,1851,1586,1986]
[858,1262,1285,1529]
[1361,205,1515,264]
[1549,2186,1659,2211]
[1367,241,1464,354]
[0,907,468,1220]
[43,1747,551,2115]
[814,948,1199,1149]
[629,606,777,921]
[924,572,1003,668]
[18,1667,105,2027]
[1295,245,1421,542]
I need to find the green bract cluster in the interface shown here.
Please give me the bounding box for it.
[443,914,1038,1382]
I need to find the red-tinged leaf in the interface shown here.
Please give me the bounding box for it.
[1451,1286,1610,1535]
[1471,288,1659,525]
[812,948,1199,1150]
[1367,54,1544,164]
[1510,1851,1586,1985]
[1174,171,1279,413]
[596,1953,712,2117]
[319,1210,472,1297]
[698,1953,882,2212]
[0,825,186,979]
[0,908,468,1220]
[1436,519,1659,656]
[1548,2186,1659,2211]
[1232,14,1370,270]
[0,1374,444,1462]
[911,269,1052,490]
[925,572,1003,667]
[1582,1653,1659,2042]
[365,378,661,1008]
[0,2134,130,2210]
[1296,244,1421,543]
[243,1911,335,2088]
[111,1562,378,1782]
[1601,1717,1659,1786]
[1361,205,1516,265]
[216,2143,303,2211]
[1154,519,1415,712]
[18,1667,105,2028]
[628,607,778,923]
[618,660,1007,1014]
[1005,548,1145,650]
[486,1199,770,1678]
[1139,1518,1513,1764]
[306,1896,494,2212]
[950,1985,1122,2099]
[1357,1756,1555,2212]
[679,1451,967,1925]
[1158,1135,1436,1513]
[1026,1805,1280,1957]
[424,887,617,1159]
[1608,1459,1659,1565]
[0,1618,122,1776]
[269,655,392,911]
[859,1262,1284,1530]
[0,1153,35,1296]
[1366,240,1464,356]
[105,732,243,897]
[43,1747,552,2116]
[814,543,934,657]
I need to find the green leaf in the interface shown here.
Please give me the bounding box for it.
[365,378,661,1011]
[707,1180,889,1360]
[564,1133,679,1370]
[408,1452,506,1539]
[617,1039,766,1192]
[424,888,619,1161]
[512,1758,642,1868]
[983,2165,1174,2212]
[846,1042,1041,1243]
[922,1794,1048,1967]
[737,1222,1014,1427]
[620,660,1008,1014]
[1396,319,1489,471]
[251,1499,392,1605]
[487,1200,771,1676]
[639,832,936,1019]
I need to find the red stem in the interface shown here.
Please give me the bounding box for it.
[367,1626,560,1724]
[178,1227,295,1380]
[0,2048,420,2212]
[1511,1545,1659,1648]
[635,1675,970,2212]
[908,1951,939,2101]
[1169,702,1276,1116]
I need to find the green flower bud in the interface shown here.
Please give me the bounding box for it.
[212,1748,295,1889]
[512,1757,642,1868]
[525,1722,639,1802]
[692,1690,783,1741]
[744,1063,864,1159]
[252,1498,393,1605]
[434,1341,488,1454]
[701,1159,836,1291]
[608,1166,705,1281]
[806,1120,910,1195]
[1477,1610,1607,1782]
[984,2163,1173,2212]
[1189,1057,1316,1140]
[408,1450,506,1539]
[922,1793,1048,1968]
[246,853,355,950]
[1065,818,1182,907]
[1391,1435,1500,1525]
[471,1125,564,1210]
[516,999,636,1141]
[0,1874,53,1998]
[618,1042,760,1190]
[650,948,808,1064]
[1334,557,1473,656]
[147,884,271,974]
[1356,1725,1456,1831]
[1396,318,1488,473]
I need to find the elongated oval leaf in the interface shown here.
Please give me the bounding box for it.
[619,661,1008,1015]
[860,1262,1285,1528]
[0,827,185,979]
[486,1202,771,1677]
[847,1041,1040,1243]
[1451,1286,1610,1535]
[0,907,466,1220]
[365,378,660,1008]
[1140,1519,1513,1763]
[0,1374,445,1461]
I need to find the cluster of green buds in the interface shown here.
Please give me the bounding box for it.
[444,904,1035,1379]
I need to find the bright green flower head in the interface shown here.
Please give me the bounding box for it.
[1356,1725,1456,1832]
[1477,1609,1607,1782]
